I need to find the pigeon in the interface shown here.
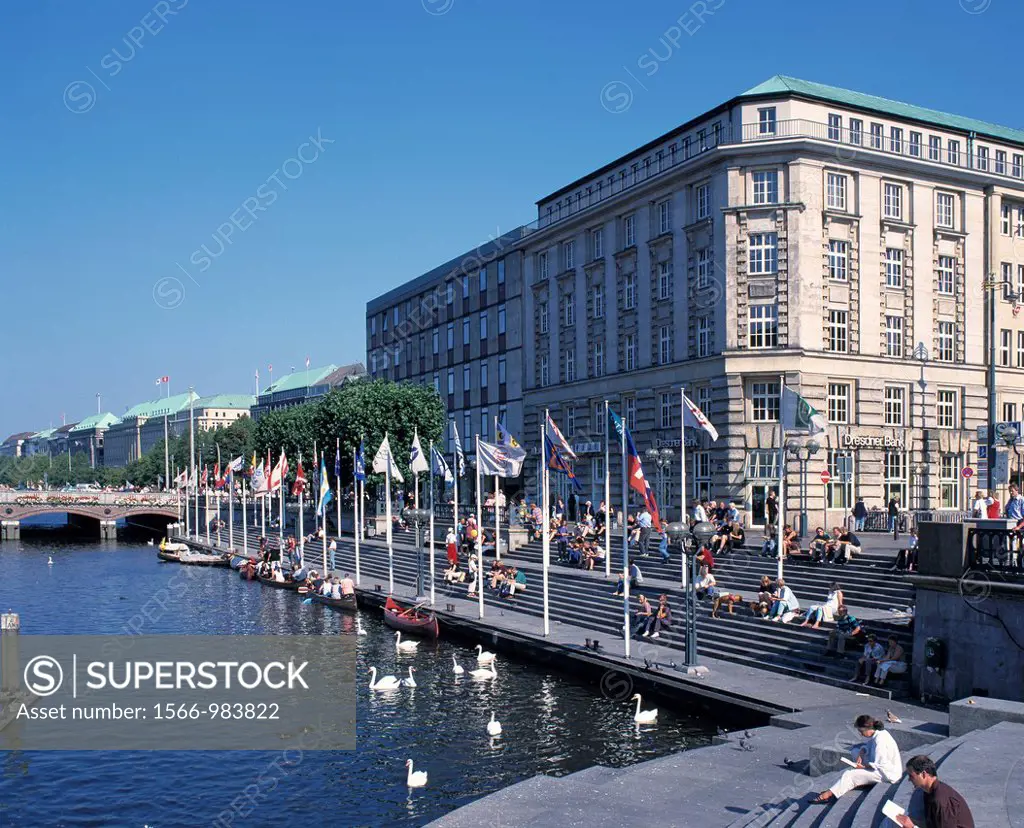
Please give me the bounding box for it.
[886,709,902,724]
[784,756,801,769]
[739,739,756,752]
[744,730,755,739]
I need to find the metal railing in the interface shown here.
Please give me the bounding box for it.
[965,526,1024,575]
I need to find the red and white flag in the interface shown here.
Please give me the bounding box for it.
[292,458,306,497]
[155,375,169,386]
[267,450,288,493]
[682,393,720,442]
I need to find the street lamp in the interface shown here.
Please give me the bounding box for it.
[665,519,715,673]
[645,447,674,518]
[1001,426,1021,488]
[785,440,821,538]
[406,507,431,599]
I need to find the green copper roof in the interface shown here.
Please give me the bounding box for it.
[741,75,1024,146]
[118,391,199,423]
[262,365,338,395]
[194,394,255,410]
[31,428,57,439]
[70,412,118,432]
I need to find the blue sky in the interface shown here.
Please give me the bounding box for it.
[0,0,1015,434]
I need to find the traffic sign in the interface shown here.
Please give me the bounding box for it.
[820,469,832,485]
[961,466,974,479]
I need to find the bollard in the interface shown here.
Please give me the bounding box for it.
[374,584,381,592]
[585,638,592,649]
[1,611,21,699]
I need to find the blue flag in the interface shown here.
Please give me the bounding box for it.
[354,440,366,482]
[317,455,332,516]
[334,445,341,480]
[545,436,582,492]
[432,446,453,483]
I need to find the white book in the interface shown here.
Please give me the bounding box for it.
[881,799,907,825]
[840,757,858,768]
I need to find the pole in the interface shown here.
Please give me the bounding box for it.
[604,400,611,577]
[777,377,786,581]
[322,492,328,574]
[541,410,550,636]
[386,442,394,594]
[620,411,630,659]
[205,485,211,545]
[353,447,361,586]
[216,488,222,547]
[189,390,196,540]
[228,474,234,551]
[163,415,170,492]
[494,474,500,561]
[359,479,365,541]
[335,438,342,547]
[278,451,285,547]
[680,387,688,587]
[298,454,305,569]
[429,439,436,606]
[453,424,459,538]
[242,480,248,555]
[475,435,484,620]
[261,486,266,538]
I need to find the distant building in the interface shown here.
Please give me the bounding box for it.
[69,413,118,468]
[49,423,78,456]
[250,362,366,420]
[23,428,56,457]
[0,432,35,458]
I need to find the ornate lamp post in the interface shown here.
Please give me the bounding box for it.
[405,507,431,600]
[785,440,821,537]
[665,520,715,673]
[1001,426,1021,489]
[645,448,674,518]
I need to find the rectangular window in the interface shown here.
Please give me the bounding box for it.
[936,192,954,228]
[849,118,863,145]
[1001,329,1011,366]
[658,199,673,234]
[593,283,604,318]
[828,239,849,281]
[659,325,672,364]
[446,282,453,305]
[562,240,575,271]
[432,372,439,394]
[393,306,399,326]
[747,450,779,482]
[538,301,549,334]
[653,392,669,429]
[937,255,956,295]
[539,355,549,386]
[909,132,921,157]
[947,140,960,165]
[432,329,439,355]
[624,397,636,431]
[593,401,605,435]
[890,126,903,153]
[498,356,506,385]
[592,227,603,260]
[752,170,779,204]
[827,113,842,141]
[759,107,778,134]
[593,340,604,377]
[1017,264,1024,300]
[884,450,907,506]
[480,362,488,389]
[697,317,711,357]
[463,364,471,392]
[940,455,960,509]
[748,304,778,349]
[751,381,781,422]
[623,214,636,247]
[498,304,506,335]
[446,323,454,350]
[937,389,957,429]
[696,184,709,219]
[565,406,575,436]
[479,267,487,293]
[497,259,505,284]
[1014,154,1023,178]
[827,309,848,353]
[827,449,854,509]
[624,274,636,310]
[884,386,905,426]
[827,382,850,424]
[977,146,989,171]
[886,248,904,288]
[462,319,470,346]
[480,409,489,442]
[928,136,941,161]
[996,150,1007,175]
[693,451,711,499]
[1002,204,1012,235]
[883,182,903,220]
[382,311,388,332]
[447,369,454,395]
[696,249,710,288]
[1018,207,1024,237]
[563,294,575,327]
[624,334,636,371]
[658,262,671,300]
[748,233,778,274]
[480,311,488,339]
[462,412,471,445]
[538,252,549,280]
[697,129,707,152]
[937,321,955,362]
[1005,402,1018,423]
[870,122,883,149]
[826,173,847,210]
[886,315,904,357]
[697,386,711,417]
[564,349,575,383]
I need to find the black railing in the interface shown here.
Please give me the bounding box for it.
[965,526,1024,574]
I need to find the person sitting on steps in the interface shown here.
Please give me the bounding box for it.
[850,633,886,683]
[800,582,843,629]
[612,563,642,596]
[825,605,864,655]
[871,635,906,687]
[642,594,672,638]
[812,715,902,804]
[630,593,652,637]
[749,575,774,618]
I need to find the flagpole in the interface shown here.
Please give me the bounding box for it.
[493,417,500,563]
[205,483,211,545]
[353,447,361,586]
[429,439,436,606]
[298,453,305,569]
[359,477,365,542]
[228,473,234,551]
[261,485,266,539]
[680,387,688,588]
[541,409,551,636]
[278,449,285,548]
[194,451,200,542]
[386,436,394,594]
[620,413,630,659]
[322,481,328,574]
[414,429,420,512]
[604,399,611,577]
[335,438,342,549]
[452,425,459,537]
[475,435,484,620]
[242,479,248,556]
[313,442,319,536]
[778,375,786,581]
[188,387,195,538]
[184,469,190,537]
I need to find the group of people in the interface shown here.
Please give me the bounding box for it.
[625,593,672,639]
[551,518,605,570]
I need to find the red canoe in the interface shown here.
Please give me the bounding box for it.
[383,596,439,640]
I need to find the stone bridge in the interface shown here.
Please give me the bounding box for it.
[0,491,181,539]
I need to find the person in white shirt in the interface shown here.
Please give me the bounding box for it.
[813,715,902,803]
[320,579,333,597]
[971,490,990,518]
[693,501,708,524]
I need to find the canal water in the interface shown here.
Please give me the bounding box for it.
[0,532,714,827]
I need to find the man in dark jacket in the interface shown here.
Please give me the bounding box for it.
[852,497,868,531]
[897,755,974,828]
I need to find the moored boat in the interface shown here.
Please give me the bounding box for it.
[383,596,439,639]
[157,539,189,562]
[229,554,251,570]
[257,573,303,590]
[178,550,230,567]
[309,592,357,612]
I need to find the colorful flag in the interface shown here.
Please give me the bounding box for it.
[334,444,341,481]
[251,461,266,493]
[545,412,576,460]
[682,393,720,441]
[200,467,208,488]
[355,440,366,482]
[317,455,332,516]
[154,375,169,386]
[292,458,306,497]
[267,450,288,493]
[495,421,521,450]
[545,436,582,491]
[477,439,525,478]
[174,469,188,488]
[781,386,826,434]
[452,421,465,477]
[409,432,429,474]
[609,409,662,531]
[431,446,453,483]
[372,434,405,483]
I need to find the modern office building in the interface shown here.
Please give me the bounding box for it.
[250,362,365,421]
[365,232,526,477]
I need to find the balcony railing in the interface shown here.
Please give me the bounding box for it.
[522,117,1024,239]
[965,525,1024,577]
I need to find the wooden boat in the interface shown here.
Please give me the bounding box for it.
[383,596,439,640]
[178,550,230,567]
[309,592,357,612]
[257,573,304,591]
[157,539,189,561]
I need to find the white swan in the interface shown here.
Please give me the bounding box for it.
[475,644,496,664]
[486,711,502,736]
[452,656,464,675]
[631,693,658,724]
[405,759,428,787]
[146,539,154,546]
[395,631,419,652]
[356,618,368,636]
[368,666,400,690]
[469,661,497,680]
[47,557,54,566]
[400,667,417,687]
